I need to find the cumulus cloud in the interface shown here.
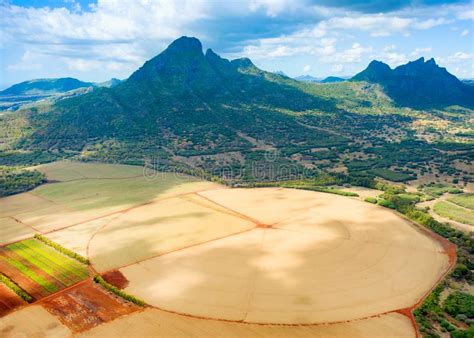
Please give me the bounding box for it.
[1,0,209,75]
[461,29,469,36]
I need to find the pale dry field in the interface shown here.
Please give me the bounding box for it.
[0,305,71,338]
[76,308,415,338]
[120,188,448,324]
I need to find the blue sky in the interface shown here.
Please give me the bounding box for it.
[0,0,473,88]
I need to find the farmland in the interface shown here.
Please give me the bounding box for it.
[0,238,90,299]
[433,201,474,226]
[0,161,461,337]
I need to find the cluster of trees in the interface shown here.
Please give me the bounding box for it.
[93,275,145,306]
[0,166,46,197]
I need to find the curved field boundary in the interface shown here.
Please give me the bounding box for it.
[95,189,457,333]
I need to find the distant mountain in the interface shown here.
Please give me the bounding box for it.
[320,76,346,83]
[294,75,321,83]
[352,57,474,108]
[0,78,93,96]
[462,79,474,86]
[273,71,288,77]
[96,78,122,88]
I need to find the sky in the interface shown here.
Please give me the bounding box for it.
[0,0,473,88]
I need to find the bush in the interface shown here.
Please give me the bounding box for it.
[93,275,145,306]
[444,291,474,318]
[0,273,33,303]
[452,264,472,281]
[377,198,396,209]
[365,197,377,204]
[34,234,89,265]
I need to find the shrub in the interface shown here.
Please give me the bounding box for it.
[444,291,474,318]
[365,197,377,204]
[0,273,33,303]
[377,198,396,209]
[34,234,89,265]
[452,264,472,281]
[93,275,145,306]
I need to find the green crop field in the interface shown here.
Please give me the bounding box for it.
[447,193,474,210]
[0,238,90,298]
[433,201,474,225]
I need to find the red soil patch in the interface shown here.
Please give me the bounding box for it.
[102,270,129,289]
[40,280,139,332]
[0,283,25,316]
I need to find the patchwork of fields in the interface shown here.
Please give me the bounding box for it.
[0,161,458,337]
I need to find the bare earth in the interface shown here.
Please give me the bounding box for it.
[120,188,449,325]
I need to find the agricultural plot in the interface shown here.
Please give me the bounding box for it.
[0,283,25,316]
[0,238,90,300]
[3,161,220,234]
[120,188,449,325]
[41,280,139,333]
[433,201,474,225]
[76,308,415,338]
[447,193,474,210]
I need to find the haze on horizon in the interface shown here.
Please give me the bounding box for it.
[0,0,473,88]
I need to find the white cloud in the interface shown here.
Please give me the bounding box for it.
[248,0,297,17]
[411,47,432,57]
[331,64,343,73]
[1,0,209,73]
[457,9,474,21]
[461,29,469,37]
[303,64,311,73]
[7,51,43,71]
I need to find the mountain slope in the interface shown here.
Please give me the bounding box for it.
[15,37,341,154]
[0,78,93,96]
[352,58,474,108]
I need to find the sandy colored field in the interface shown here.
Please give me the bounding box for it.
[0,217,34,246]
[89,195,255,271]
[0,305,71,338]
[76,308,415,338]
[121,188,449,324]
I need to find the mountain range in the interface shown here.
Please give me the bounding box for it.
[0,36,472,183]
[352,57,474,108]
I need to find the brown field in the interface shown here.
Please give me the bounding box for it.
[117,188,448,325]
[0,284,25,316]
[40,280,140,332]
[76,308,415,338]
[0,305,71,337]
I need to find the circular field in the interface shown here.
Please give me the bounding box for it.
[109,188,450,325]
